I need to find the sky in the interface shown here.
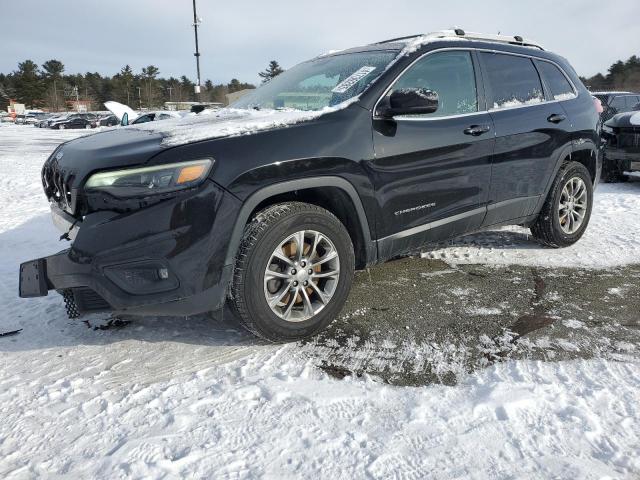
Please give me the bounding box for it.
[3,0,638,84]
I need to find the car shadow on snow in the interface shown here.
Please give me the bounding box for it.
[2,206,640,386]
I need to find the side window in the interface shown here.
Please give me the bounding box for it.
[625,96,640,110]
[391,50,478,117]
[610,96,627,113]
[535,61,576,101]
[481,52,544,109]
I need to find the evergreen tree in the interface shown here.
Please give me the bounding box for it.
[141,65,160,108]
[14,60,44,108]
[258,61,284,83]
[41,60,65,111]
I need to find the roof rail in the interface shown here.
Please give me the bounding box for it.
[426,29,545,50]
[376,34,424,44]
[377,29,545,51]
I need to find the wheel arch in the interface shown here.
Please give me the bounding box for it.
[224,177,377,269]
[534,141,598,215]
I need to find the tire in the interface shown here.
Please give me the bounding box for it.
[531,161,594,248]
[58,124,65,130]
[229,202,355,342]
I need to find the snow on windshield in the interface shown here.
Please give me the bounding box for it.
[125,49,403,146]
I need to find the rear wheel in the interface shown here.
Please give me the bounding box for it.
[230,202,355,342]
[58,124,65,130]
[531,161,593,248]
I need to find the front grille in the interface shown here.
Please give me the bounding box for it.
[42,157,76,214]
[618,128,640,149]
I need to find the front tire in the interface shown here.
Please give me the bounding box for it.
[531,161,593,248]
[230,202,355,342]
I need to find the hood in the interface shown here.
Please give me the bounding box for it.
[104,101,139,122]
[54,128,164,171]
[128,102,357,147]
[42,128,165,215]
[605,111,640,128]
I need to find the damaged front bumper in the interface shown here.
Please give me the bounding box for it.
[19,181,240,318]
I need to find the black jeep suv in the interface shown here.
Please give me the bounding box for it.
[20,30,600,341]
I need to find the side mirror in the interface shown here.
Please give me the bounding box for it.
[120,112,128,126]
[378,88,439,118]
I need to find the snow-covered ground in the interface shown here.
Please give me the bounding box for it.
[1,124,639,479]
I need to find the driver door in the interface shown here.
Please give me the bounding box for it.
[370,50,494,259]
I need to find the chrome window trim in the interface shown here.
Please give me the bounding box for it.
[372,47,579,121]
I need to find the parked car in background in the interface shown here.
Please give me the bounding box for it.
[20,30,600,342]
[34,114,56,128]
[99,114,119,127]
[50,116,94,130]
[601,111,640,182]
[129,110,184,125]
[48,113,98,129]
[592,91,640,123]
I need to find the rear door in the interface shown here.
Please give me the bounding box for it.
[479,52,573,226]
[370,50,494,258]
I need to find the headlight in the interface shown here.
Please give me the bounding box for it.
[85,158,213,197]
[601,124,614,134]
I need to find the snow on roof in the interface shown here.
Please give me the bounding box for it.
[397,30,544,55]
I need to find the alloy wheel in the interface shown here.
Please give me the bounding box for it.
[263,230,340,322]
[558,176,588,234]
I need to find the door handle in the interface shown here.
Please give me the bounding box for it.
[463,124,491,136]
[547,113,566,124]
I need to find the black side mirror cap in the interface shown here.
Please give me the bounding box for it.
[377,88,439,118]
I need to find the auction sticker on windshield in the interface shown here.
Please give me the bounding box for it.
[331,66,376,93]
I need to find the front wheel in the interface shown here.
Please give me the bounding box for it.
[58,124,65,130]
[531,161,593,248]
[229,202,355,342]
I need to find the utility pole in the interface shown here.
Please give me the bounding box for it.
[73,86,79,112]
[192,0,202,101]
[137,86,142,109]
[53,79,58,111]
[167,86,173,101]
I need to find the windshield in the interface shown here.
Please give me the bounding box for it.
[232,50,399,111]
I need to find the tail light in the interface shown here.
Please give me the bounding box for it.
[593,96,603,114]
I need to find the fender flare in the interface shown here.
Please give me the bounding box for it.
[223,176,376,266]
[533,142,580,214]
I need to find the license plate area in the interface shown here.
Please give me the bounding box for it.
[19,259,49,297]
[51,205,80,240]
[630,161,640,171]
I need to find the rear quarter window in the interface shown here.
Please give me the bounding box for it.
[481,52,544,110]
[610,96,627,113]
[535,60,576,101]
